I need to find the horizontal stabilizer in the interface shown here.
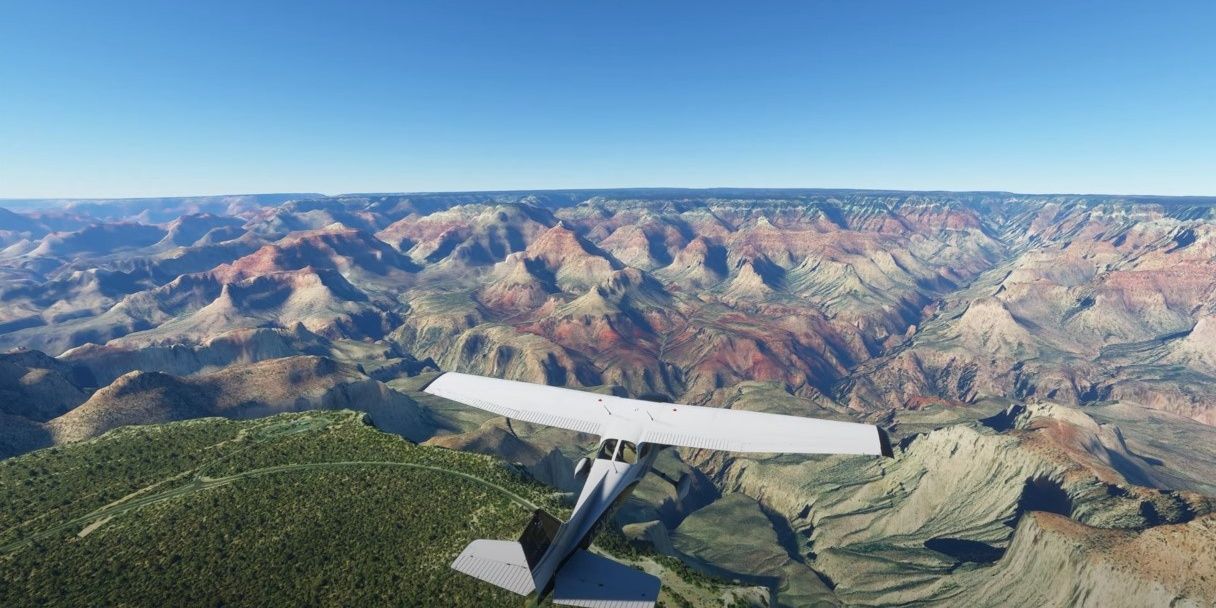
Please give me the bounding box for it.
[553,549,661,608]
[450,539,536,596]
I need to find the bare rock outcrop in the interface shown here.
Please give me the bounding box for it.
[952,512,1216,607]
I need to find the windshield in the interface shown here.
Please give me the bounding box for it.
[616,441,638,464]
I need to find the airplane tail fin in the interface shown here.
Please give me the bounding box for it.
[449,508,564,596]
[553,549,661,607]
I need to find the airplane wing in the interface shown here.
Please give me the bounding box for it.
[422,371,611,436]
[637,401,891,456]
[422,372,891,457]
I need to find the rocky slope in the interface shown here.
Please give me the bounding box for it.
[583,387,1212,606]
[846,199,1216,424]
[950,511,1216,607]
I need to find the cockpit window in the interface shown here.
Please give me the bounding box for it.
[616,441,637,464]
[596,440,642,463]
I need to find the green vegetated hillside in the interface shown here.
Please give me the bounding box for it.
[0,411,760,608]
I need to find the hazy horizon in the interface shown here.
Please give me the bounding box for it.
[4,184,1216,204]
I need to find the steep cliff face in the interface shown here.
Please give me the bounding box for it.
[952,512,1216,607]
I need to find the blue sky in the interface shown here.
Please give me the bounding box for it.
[1,1,1213,198]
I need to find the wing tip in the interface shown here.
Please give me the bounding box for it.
[877,426,894,458]
[417,371,448,394]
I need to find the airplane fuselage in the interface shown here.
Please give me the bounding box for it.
[529,438,660,595]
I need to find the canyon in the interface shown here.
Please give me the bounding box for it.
[2,189,1215,606]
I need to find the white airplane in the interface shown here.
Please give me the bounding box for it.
[422,371,893,608]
